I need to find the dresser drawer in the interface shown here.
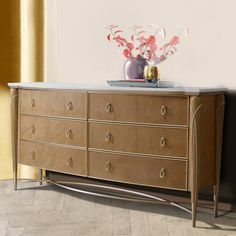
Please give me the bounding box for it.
[20,115,87,147]
[20,140,87,176]
[89,122,188,158]
[89,151,187,190]
[20,90,87,119]
[89,93,188,125]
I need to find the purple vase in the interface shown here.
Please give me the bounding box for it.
[123,57,149,80]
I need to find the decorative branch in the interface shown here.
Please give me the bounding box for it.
[106,24,189,63]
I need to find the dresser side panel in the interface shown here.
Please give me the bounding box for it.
[188,95,217,191]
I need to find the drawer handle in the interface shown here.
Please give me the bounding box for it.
[105,132,112,142]
[66,101,73,110]
[160,137,166,147]
[160,168,166,178]
[160,105,167,116]
[105,161,112,172]
[31,98,35,107]
[30,151,35,160]
[66,157,73,167]
[105,103,112,112]
[66,129,73,139]
[31,125,36,134]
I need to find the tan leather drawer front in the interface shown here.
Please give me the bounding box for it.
[20,140,87,176]
[89,93,188,125]
[89,152,187,190]
[20,90,87,118]
[20,115,87,147]
[89,123,188,158]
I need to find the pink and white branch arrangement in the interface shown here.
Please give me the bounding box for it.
[106,24,189,64]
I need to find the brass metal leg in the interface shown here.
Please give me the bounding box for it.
[13,167,17,190]
[191,203,196,227]
[213,184,219,218]
[39,169,43,185]
[10,88,19,191]
[191,190,198,227]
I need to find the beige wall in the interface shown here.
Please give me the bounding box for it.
[46,0,236,88]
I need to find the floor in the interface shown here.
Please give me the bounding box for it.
[0,180,236,236]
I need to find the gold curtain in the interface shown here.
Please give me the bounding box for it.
[0,0,45,180]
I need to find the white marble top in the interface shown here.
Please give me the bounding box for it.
[8,82,226,95]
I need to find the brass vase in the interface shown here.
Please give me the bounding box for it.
[143,65,160,82]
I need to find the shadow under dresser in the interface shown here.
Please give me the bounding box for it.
[8,82,225,227]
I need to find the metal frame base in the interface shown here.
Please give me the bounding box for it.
[15,175,219,227]
[44,175,193,214]
[18,175,195,214]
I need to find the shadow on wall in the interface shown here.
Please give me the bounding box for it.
[219,91,236,203]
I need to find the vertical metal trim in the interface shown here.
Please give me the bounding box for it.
[10,89,19,190]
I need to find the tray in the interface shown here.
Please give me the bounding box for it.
[107,80,179,88]
[107,80,159,88]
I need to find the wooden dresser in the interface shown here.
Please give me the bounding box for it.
[8,82,225,227]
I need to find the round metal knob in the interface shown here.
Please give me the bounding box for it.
[160,105,167,116]
[160,168,166,178]
[66,129,73,139]
[105,161,112,172]
[31,98,35,107]
[105,103,112,112]
[66,101,73,110]
[160,137,166,147]
[30,151,35,160]
[66,157,73,167]
[105,132,112,142]
[31,125,36,134]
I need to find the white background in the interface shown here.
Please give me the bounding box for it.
[46,0,236,88]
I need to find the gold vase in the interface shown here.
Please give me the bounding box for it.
[143,65,160,82]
